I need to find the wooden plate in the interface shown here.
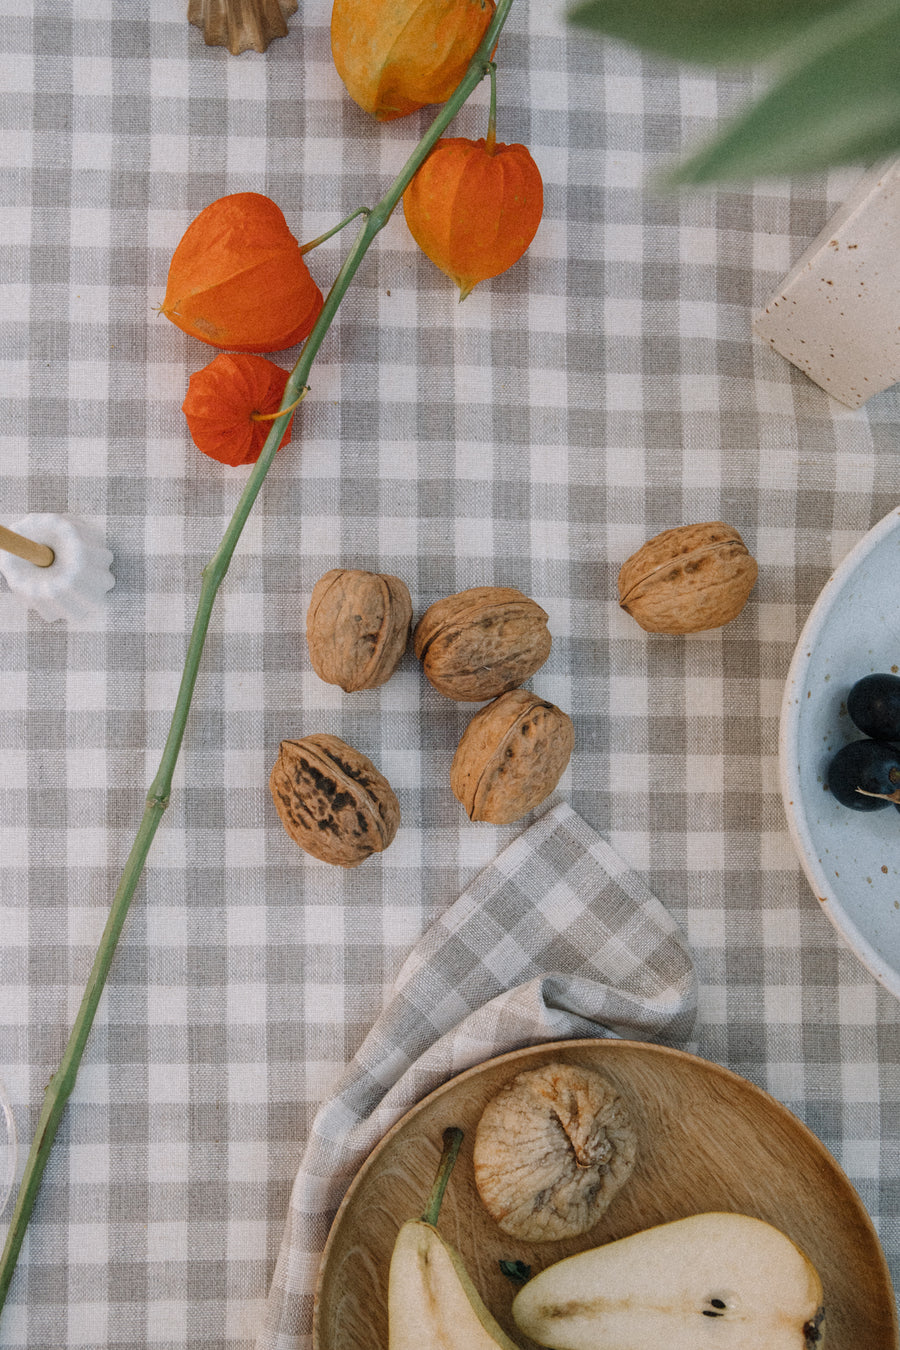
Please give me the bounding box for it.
[313,1039,898,1350]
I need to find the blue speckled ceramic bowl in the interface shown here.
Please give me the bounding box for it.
[780,505,900,999]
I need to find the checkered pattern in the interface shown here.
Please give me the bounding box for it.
[1,1,899,1347]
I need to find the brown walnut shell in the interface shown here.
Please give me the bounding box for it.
[618,521,758,635]
[307,568,412,692]
[473,1062,637,1241]
[269,734,400,868]
[450,687,574,824]
[413,586,551,702]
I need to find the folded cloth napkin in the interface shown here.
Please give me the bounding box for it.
[257,801,697,1350]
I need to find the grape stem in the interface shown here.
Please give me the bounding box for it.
[0,0,516,1317]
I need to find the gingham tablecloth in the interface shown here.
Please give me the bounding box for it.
[1,1,899,1347]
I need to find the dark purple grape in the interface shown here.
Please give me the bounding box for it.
[847,672,900,742]
[827,739,900,812]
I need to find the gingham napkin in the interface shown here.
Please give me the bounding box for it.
[257,801,697,1350]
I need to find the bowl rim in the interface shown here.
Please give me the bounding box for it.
[778,504,900,998]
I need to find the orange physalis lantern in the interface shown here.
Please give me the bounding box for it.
[331,0,495,122]
[402,136,543,299]
[182,354,299,467]
[161,193,324,353]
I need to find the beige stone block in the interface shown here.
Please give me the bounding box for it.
[753,158,900,408]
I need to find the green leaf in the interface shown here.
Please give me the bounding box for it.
[499,1259,532,1286]
[668,3,900,182]
[566,0,858,65]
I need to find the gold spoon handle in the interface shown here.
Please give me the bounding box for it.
[0,524,54,568]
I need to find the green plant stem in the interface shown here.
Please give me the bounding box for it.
[299,205,370,255]
[250,384,310,423]
[486,61,497,154]
[0,0,516,1318]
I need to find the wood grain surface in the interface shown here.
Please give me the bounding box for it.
[313,1040,898,1350]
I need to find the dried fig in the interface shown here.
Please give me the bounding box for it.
[307,568,412,691]
[473,1062,637,1241]
[618,521,758,634]
[414,586,551,702]
[450,687,573,824]
[269,734,399,868]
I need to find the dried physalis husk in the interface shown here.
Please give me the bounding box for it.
[331,0,495,122]
[474,1062,637,1241]
[403,136,544,300]
[450,687,573,824]
[307,568,412,692]
[269,734,400,868]
[414,586,552,702]
[618,521,758,635]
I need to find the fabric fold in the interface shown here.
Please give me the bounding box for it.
[257,800,697,1350]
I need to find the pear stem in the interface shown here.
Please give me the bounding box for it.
[422,1127,464,1226]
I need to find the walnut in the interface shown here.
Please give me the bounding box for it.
[473,1062,637,1242]
[306,568,412,691]
[618,521,758,634]
[450,687,573,824]
[269,734,400,867]
[413,586,552,702]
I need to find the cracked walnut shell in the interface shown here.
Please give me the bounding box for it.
[473,1062,637,1242]
[414,586,551,702]
[618,521,758,634]
[307,568,412,691]
[450,687,573,824]
[269,734,399,867]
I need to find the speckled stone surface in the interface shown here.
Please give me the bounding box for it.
[754,159,900,408]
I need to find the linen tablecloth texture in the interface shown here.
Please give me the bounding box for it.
[1,1,900,1347]
[257,801,697,1350]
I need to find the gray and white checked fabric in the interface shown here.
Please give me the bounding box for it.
[257,800,696,1350]
[1,1,900,1347]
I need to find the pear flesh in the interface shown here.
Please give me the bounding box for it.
[512,1212,825,1350]
[388,1219,522,1350]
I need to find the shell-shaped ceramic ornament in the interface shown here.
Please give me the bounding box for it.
[187,0,298,55]
[0,514,115,623]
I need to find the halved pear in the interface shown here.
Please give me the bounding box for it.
[389,1219,522,1350]
[388,1127,523,1350]
[512,1212,825,1350]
